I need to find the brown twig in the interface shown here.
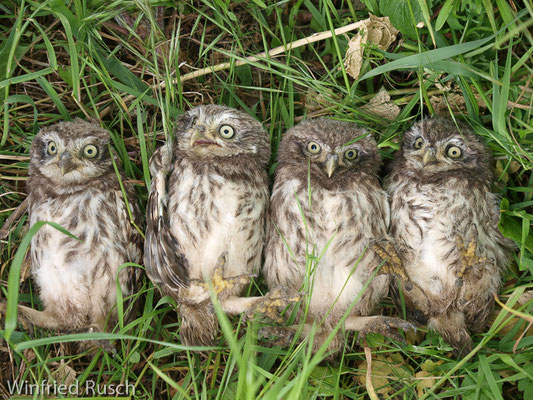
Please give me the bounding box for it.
[0,197,29,240]
[99,20,366,118]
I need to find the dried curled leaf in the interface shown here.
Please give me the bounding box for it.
[303,90,338,113]
[360,87,401,120]
[415,370,437,397]
[429,80,486,116]
[51,360,78,386]
[344,14,399,80]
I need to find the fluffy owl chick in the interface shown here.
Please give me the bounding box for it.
[263,118,413,355]
[17,119,142,332]
[384,118,514,356]
[145,105,292,347]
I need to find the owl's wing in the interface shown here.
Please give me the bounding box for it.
[144,143,189,298]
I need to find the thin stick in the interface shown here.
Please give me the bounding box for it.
[178,20,365,83]
[0,197,29,240]
[99,21,365,118]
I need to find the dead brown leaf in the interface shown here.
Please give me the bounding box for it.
[430,80,486,116]
[344,14,399,80]
[356,353,412,395]
[51,360,78,386]
[415,371,437,397]
[360,87,401,120]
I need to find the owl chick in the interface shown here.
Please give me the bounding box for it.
[14,119,142,333]
[383,117,513,356]
[262,118,413,354]
[145,105,293,347]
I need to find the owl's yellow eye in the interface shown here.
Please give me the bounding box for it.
[218,125,235,139]
[47,141,57,155]
[83,144,98,158]
[307,141,321,154]
[344,149,358,160]
[446,145,462,159]
[414,137,424,149]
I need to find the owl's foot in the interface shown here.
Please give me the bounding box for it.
[455,235,490,288]
[346,315,416,345]
[68,322,116,356]
[372,243,413,290]
[430,314,472,357]
[258,325,297,347]
[193,253,257,296]
[244,287,300,323]
[0,302,46,335]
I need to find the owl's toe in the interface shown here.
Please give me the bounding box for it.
[456,235,491,281]
[357,316,416,345]
[198,255,257,296]
[245,287,299,322]
[258,326,295,347]
[0,302,35,335]
[78,338,117,356]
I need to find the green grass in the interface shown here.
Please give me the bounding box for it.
[1,0,532,398]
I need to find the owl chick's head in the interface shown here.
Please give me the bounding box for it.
[278,118,380,187]
[398,118,490,177]
[30,119,113,186]
[175,105,270,166]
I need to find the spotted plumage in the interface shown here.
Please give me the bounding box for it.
[20,119,142,332]
[145,105,291,347]
[262,118,413,355]
[385,117,514,355]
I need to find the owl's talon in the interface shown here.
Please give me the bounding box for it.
[357,316,415,345]
[372,243,411,283]
[456,234,490,281]
[198,252,257,296]
[245,287,299,322]
[258,326,295,347]
[0,302,35,335]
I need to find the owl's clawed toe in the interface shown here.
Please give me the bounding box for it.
[357,316,416,345]
[78,326,117,356]
[245,287,300,323]
[17,314,35,335]
[196,253,257,296]
[455,234,490,286]
[372,243,410,282]
[1,302,35,335]
[258,326,295,347]
[78,338,117,356]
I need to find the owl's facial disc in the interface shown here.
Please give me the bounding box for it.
[410,135,467,170]
[37,135,108,184]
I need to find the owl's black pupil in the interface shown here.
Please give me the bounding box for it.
[312,145,316,150]
[348,151,353,156]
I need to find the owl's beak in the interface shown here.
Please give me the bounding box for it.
[58,152,77,175]
[422,148,437,165]
[324,155,338,178]
[190,126,219,147]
